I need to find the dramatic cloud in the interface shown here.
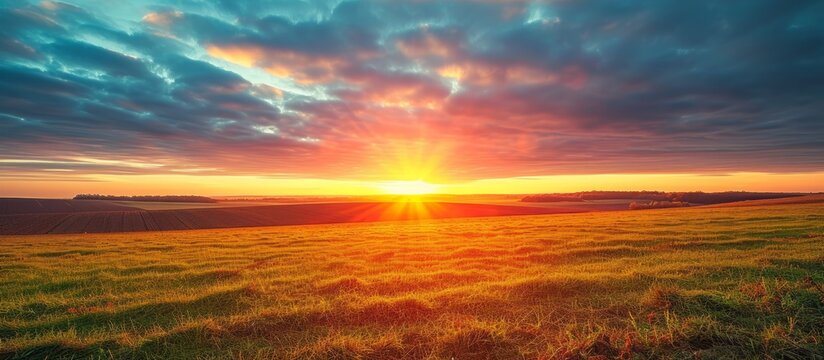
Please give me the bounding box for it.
[1,0,823,182]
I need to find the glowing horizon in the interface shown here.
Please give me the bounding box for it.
[2,172,823,199]
[377,180,440,195]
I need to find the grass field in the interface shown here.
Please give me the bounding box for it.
[1,203,823,359]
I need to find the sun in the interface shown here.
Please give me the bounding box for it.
[377,180,440,195]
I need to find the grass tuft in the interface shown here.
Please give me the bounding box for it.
[643,285,683,311]
[438,326,519,359]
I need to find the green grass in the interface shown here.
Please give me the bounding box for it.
[1,203,823,359]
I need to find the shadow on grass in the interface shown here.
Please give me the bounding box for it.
[664,239,772,251]
[519,246,647,265]
[133,321,235,359]
[4,287,251,341]
[508,275,651,302]
[32,250,106,257]
[115,264,187,276]
[0,339,120,360]
[770,258,824,277]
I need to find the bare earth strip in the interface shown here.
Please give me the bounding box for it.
[0,202,580,235]
[0,198,140,215]
[705,194,824,208]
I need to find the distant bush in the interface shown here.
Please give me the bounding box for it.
[629,201,689,210]
[74,194,218,203]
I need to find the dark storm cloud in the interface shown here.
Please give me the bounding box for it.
[0,0,822,179]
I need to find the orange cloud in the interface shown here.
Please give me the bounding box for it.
[437,65,465,80]
[40,1,59,11]
[439,62,586,88]
[142,11,182,26]
[206,45,261,67]
[207,44,343,84]
[396,31,458,59]
[369,88,440,109]
[253,84,284,99]
[334,71,451,110]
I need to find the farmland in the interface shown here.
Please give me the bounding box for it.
[0,201,570,235]
[0,199,139,215]
[1,201,823,359]
[6,194,806,235]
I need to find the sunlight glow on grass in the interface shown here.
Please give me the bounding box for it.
[377,180,440,195]
[2,203,823,358]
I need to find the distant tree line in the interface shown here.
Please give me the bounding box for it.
[628,200,690,210]
[522,191,670,202]
[74,194,218,203]
[522,191,804,207]
[667,192,801,204]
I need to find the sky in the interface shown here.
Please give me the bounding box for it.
[1,0,823,197]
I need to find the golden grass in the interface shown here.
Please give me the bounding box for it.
[1,203,823,359]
